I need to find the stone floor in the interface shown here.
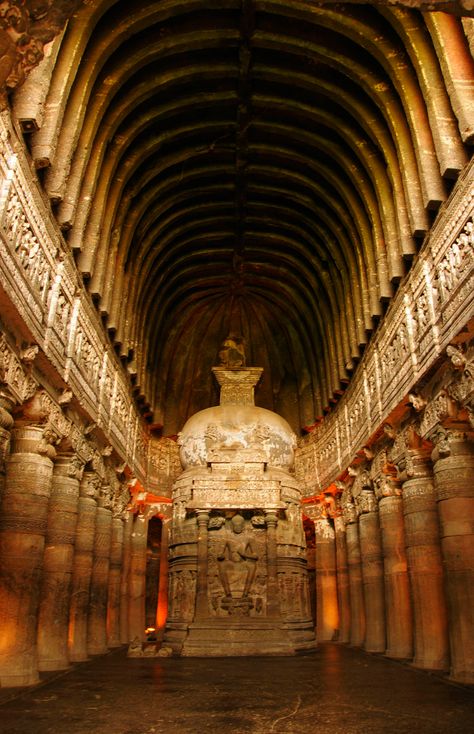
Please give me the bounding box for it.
[0,644,473,734]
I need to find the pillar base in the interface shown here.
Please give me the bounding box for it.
[385,649,413,661]
[69,653,90,663]
[38,659,70,672]
[411,658,449,673]
[87,645,108,656]
[449,670,474,686]
[0,672,40,687]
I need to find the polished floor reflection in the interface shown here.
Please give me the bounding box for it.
[0,644,473,734]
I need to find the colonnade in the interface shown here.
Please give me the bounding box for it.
[307,379,474,685]
[0,389,152,687]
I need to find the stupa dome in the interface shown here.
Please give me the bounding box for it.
[177,365,296,470]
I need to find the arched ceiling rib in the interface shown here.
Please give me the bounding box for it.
[12,0,474,434]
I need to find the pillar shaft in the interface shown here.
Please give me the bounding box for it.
[0,425,54,686]
[359,506,385,653]
[120,511,133,643]
[156,518,170,635]
[345,522,365,647]
[68,472,98,662]
[432,432,474,684]
[107,516,124,648]
[87,500,113,655]
[265,510,281,618]
[37,455,81,671]
[402,456,449,670]
[194,510,210,619]
[379,495,413,659]
[128,514,148,640]
[314,516,339,641]
[334,515,350,643]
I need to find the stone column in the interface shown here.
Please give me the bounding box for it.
[156,517,171,636]
[395,432,449,671]
[0,421,55,686]
[128,513,149,641]
[37,453,82,671]
[431,428,474,684]
[341,489,365,647]
[265,509,281,618]
[68,471,99,662]
[334,513,350,643]
[107,515,124,648]
[87,485,113,655]
[357,489,386,653]
[120,510,133,644]
[378,489,413,660]
[194,510,210,619]
[313,506,339,641]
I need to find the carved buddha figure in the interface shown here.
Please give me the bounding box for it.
[217,514,258,598]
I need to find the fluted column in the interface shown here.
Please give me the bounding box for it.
[120,510,133,644]
[194,510,210,619]
[334,512,350,643]
[0,421,55,686]
[87,485,113,655]
[357,489,386,653]
[156,517,171,636]
[395,431,449,671]
[107,514,124,648]
[37,453,82,671]
[341,489,365,647]
[313,505,339,641]
[128,513,149,641]
[431,428,474,684]
[68,471,99,662]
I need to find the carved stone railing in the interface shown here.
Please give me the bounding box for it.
[296,156,474,495]
[0,112,151,483]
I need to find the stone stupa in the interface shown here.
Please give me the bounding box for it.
[163,337,316,656]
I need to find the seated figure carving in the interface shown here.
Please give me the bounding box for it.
[217,514,258,599]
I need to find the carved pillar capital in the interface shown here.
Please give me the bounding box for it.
[370,447,402,500]
[430,425,472,462]
[419,389,469,441]
[445,345,474,420]
[79,470,101,500]
[0,389,15,430]
[195,508,210,527]
[389,422,433,482]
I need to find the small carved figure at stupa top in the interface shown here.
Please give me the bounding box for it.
[218,334,246,368]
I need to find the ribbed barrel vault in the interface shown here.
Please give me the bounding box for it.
[13,0,474,433]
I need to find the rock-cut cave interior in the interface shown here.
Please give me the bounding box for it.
[0,1,473,732]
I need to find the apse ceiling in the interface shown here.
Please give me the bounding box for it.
[14,0,474,434]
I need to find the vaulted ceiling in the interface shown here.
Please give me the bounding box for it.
[12,0,474,433]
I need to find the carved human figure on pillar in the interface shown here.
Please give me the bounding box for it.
[217,514,258,598]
